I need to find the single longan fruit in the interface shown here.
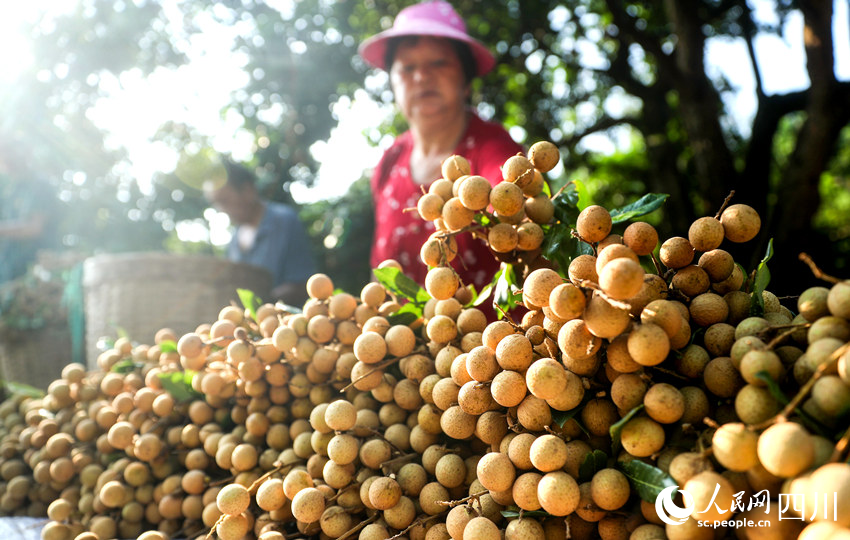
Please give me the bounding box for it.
[528,141,560,173]
[513,472,543,511]
[627,324,670,366]
[698,249,735,282]
[590,468,630,511]
[659,236,694,269]
[442,155,470,181]
[536,471,580,517]
[477,452,516,492]
[711,422,758,472]
[516,221,545,251]
[688,216,725,252]
[291,487,325,523]
[529,434,568,472]
[490,370,527,408]
[643,383,685,424]
[426,266,460,301]
[489,181,525,216]
[463,516,500,540]
[620,416,665,457]
[524,195,555,225]
[503,154,536,187]
[353,331,387,365]
[720,204,761,243]
[306,273,334,300]
[488,222,518,253]
[442,197,475,231]
[689,292,729,327]
[798,286,831,321]
[611,373,648,410]
[640,300,683,339]
[671,265,710,297]
[568,254,598,285]
[576,205,612,243]
[757,422,815,478]
[599,258,644,300]
[623,221,659,256]
[495,333,534,371]
[216,483,250,516]
[523,268,563,309]
[368,476,402,510]
[458,175,492,211]
[417,193,445,221]
[440,405,477,440]
[703,356,745,398]
[558,319,601,361]
[525,358,568,400]
[435,453,467,489]
[324,400,357,432]
[734,384,781,424]
[548,282,586,321]
[685,471,736,523]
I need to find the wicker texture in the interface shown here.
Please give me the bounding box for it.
[83,253,272,369]
[0,328,71,390]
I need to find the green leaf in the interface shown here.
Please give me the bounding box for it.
[473,212,494,228]
[500,508,552,519]
[111,358,145,373]
[157,370,202,402]
[237,288,262,320]
[574,179,590,210]
[610,404,646,452]
[749,238,774,317]
[2,381,46,398]
[754,371,830,437]
[610,194,670,224]
[617,459,677,503]
[493,264,521,318]
[551,184,581,225]
[473,268,501,307]
[541,179,552,198]
[387,302,422,326]
[463,284,478,307]
[159,340,178,353]
[373,266,431,305]
[579,449,609,482]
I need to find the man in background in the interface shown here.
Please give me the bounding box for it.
[206,159,317,306]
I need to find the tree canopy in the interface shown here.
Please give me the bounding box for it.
[2,0,849,295]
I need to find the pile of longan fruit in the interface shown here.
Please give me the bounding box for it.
[0,142,848,540]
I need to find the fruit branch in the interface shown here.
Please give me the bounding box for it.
[714,190,736,220]
[437,490,489,508]
[763,324,809,350]
[798,252,841,284]
[576,280,632,311]
[247,459,302,493]
[337,513,379,540]
[830,427,850,463]
[749,342,850,431]
[340,355,403,393]
[379,453,420,469]
[387,513,444,540]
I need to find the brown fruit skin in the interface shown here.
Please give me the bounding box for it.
[720,203,761,243]
[576,205,612,243]
[659,237,695,269]
[527,141,560,173]
[688,216,725,252]
[623,221,659,256]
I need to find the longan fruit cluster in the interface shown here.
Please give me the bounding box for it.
[419,142,560,300]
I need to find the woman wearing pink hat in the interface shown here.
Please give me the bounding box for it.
[360,1,524,297]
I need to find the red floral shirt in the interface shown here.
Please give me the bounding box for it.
[369,112,524,292]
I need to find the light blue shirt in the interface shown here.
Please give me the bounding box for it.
[226,201,317,288]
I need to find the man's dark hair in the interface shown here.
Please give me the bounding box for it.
[384,36,477,85]
[222,159,256,190]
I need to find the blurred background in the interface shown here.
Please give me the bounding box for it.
[0,0,849,376]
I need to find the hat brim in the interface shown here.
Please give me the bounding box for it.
[359,22,495,77]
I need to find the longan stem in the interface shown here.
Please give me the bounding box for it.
[649,251,665,276]
[570,230,595,255]
[208,475,236,487]
[830,427,850,463]
[714,190,736,219]
[576,280,631,311]
[387,513,444,540]
[379,452,420,469]
[750,342,850,431]
[204,515,225,540]
[763,324,808,350]
[247,459,302,493]
[339,355,402,393]
[436,490,489,508]
[799,252,841,284]
[337,513,379,540]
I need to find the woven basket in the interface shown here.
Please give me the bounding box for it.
[0,328,71,390]
[83,253,272,369]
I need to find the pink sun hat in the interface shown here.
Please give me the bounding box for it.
[358,1,496,77]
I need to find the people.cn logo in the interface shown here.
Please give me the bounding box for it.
[656,485,696,525]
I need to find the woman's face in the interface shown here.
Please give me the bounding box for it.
[389,37,469,131]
